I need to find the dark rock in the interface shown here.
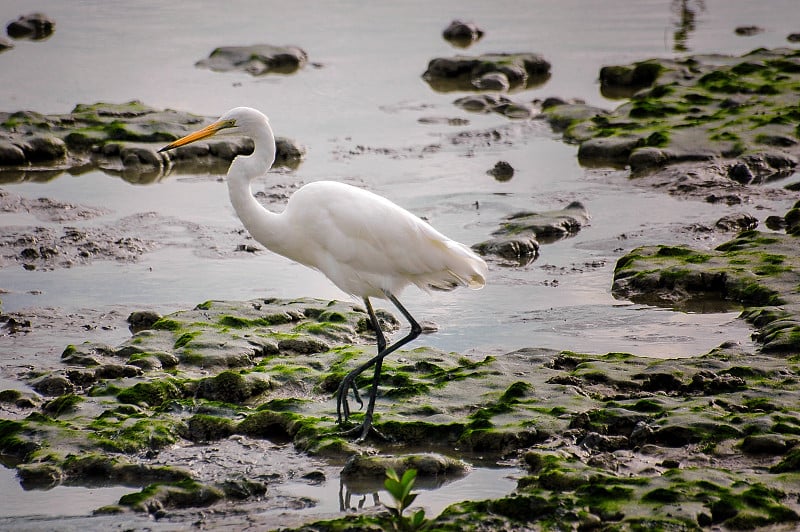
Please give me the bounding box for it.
[0,101,306,179]
[789,33,800,43]
[66,369,97,387]
[580,432,629,451]
[442,20,484,48]
[120,481,224,513]
[493,101,534,119]
[453,94,514,115]
[487,161,514,181]
[599,60,662,97]
[196,370,270,403]
[18,135,67,163]
[541,97,567,109]
[735,25,764,36]
[341,453,469,481]
[17,463,62,489]
[629,147,672,171]
[688,371,746,393]
[577,136,642,166]
[472,236,539,265]
[60,343,108,367]
[6,13,55,40]
[301,470,326,484]
[494,201,589,243]
[220,478,267,500]
[728,162,754,184]
[274,137,306,165]
[120,146,161,168]
[714,212,758,232]
[127,310,162,331]
[741,434,791,455]
[183,414,235,442]
[32,374,74,396]
[423,53,550,92]
[94,364,142,379]
[474,201,588,263]
[277,337,329,354]
[473,72,510,91]
[0,389,21,403]
[0,140,26,165]
[196,44,308,75]
[641,372,683,392]
[765,214,787,230]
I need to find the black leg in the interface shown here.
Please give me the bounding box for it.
[356,293,421,440]
[336,298,386,423]
[335,292,421,441]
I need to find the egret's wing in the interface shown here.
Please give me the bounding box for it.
[283,182,486,296]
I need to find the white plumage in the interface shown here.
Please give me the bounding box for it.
[160,107,487,440]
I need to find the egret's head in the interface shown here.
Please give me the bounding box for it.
[158,107,269,153]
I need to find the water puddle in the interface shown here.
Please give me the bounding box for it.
[0,465,136,517]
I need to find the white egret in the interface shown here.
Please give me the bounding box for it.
[159,107,487,441]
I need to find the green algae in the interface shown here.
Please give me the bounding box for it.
[42,394,83,417]
[119,478,223,512]
[90,418,182,453]
[182,414,235,442]
[218,313,292,328]
[10,297,800,526]
[173,331,200,349]
[117,379,184,407]
[548,48,800,174]
[151,318,182,331]
[0,419,39,458]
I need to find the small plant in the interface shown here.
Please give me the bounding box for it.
[384,467,427,531]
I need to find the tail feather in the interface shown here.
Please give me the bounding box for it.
[419,239,487,292]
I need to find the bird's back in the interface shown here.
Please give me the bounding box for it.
[274,181,487,298]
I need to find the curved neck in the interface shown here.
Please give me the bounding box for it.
[225,121,286,253]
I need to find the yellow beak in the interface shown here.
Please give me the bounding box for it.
[158,119,235,152]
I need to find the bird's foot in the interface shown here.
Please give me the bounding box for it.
[337,420,388,443]
[335,372,364,424]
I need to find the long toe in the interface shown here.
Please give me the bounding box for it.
[337,422,388,442]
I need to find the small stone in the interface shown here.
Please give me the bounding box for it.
[473,72,510,91]
[32,375,74,396]
[6,13,55,40]
[301,470,326,484]
[734,25,763,36]
[127,310,162,330]
[741,434,790,455]
[728,162,754,184]
[20,135,67,162]
[442,20,484,47]
[0,140,26,165]
[487,161,514,181]
[714,212,758,232]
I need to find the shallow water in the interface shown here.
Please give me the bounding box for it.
[1,0,798,525]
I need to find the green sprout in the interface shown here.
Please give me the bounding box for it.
[384,467,428,531]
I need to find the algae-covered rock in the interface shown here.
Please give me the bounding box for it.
[423,52,551,92]
[473,201,589,264]
[6,293,800,528]
[536,48,800,203]
[341,453,469,481]
[195,44,308,76]
[442,20,484,48]
[0,101,305,181]
[6,13,55,40]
